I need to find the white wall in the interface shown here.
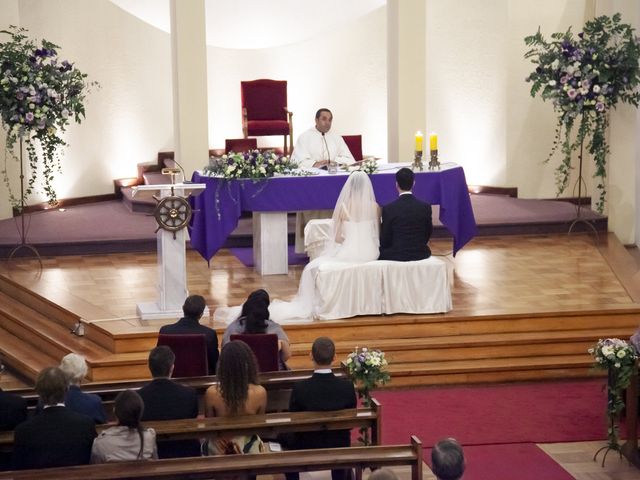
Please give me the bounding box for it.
[426,0,509,187]
[205,6,388,159]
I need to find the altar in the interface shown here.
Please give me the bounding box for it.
[189,163,477,273]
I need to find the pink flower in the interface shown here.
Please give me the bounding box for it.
[567,89,578,99]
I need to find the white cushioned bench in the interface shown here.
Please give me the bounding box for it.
[314,256,453,320]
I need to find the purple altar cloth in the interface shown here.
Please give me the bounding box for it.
[189,164,477,262]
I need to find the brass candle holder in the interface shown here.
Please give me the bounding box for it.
[429,149,440,170]
[412,150,424,171]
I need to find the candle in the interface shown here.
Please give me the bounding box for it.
[415,131,423,152]
[429,132,438,151]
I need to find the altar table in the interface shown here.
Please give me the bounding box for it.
[189,163,477,274]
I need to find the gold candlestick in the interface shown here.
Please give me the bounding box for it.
[429,149,440,170]
[412,150,424,171]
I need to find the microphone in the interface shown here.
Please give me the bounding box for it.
[321,132,331,164]
[171,157,191,184]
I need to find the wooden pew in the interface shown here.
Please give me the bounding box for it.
[0,435,422,480]
[12,366,347,414]
[0,398,382,449]
[622,369,639,468]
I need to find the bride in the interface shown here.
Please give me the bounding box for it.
[268,170,380,322]
[215,171,380,324]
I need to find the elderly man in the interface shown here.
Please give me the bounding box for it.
[431,438,465,480]
[291,108,355,253]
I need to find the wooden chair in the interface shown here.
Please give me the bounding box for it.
[241,79,293,154]
[231,333,280,372]
[157,334,208,377]
[225,138,258,154]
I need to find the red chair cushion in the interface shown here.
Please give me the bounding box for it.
[342,135,363,161]
[157,334,208,377]
[241,80,288,121]
[230,334,279,372]
[225,138,258,153]
[246,120,290,137]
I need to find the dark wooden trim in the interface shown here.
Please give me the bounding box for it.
[542,196,593,206]
[13,194,117,216]
[467,185,518,198]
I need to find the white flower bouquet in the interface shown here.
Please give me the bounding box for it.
[203,150,298,179]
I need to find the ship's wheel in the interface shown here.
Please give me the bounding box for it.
[152,186,193,239]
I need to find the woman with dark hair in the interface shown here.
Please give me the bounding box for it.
[205,341,267,454]
[222,290,291,368]
[91,390,157,463]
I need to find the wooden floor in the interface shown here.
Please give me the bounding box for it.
[1,232,638,325]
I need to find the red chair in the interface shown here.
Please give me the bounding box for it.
[230,334,280,372]
[342,135,363,162]
[225,138,258,154]
[241,79,293,154]
[157,334,209,377]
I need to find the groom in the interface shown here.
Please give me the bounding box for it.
[379,167,433,261]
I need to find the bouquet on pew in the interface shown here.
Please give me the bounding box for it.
[204,150,298,179]
[589,338,638,450]
[345,347,390,445]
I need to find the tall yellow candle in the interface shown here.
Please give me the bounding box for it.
[429,133,438,151]
[415,131,423,152]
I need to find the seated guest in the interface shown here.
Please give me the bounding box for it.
[368,468,399,480]
[286,337,356,480]
[91,390,157,463]
[205,341,267,454]
[12,367,97,470]
[159,294,219,375]
[59,353,107,424]
[0,386,27,470]
[138,346,200,458]
[431,438,465,480]
[222,289,291,369]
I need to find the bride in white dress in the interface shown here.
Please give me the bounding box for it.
[268,171,380,322]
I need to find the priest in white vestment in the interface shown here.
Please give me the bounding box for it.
[292,108,355,252]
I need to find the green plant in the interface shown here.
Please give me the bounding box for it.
[524,13,640,212]
[0,26,97,207]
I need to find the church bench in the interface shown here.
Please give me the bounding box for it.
[0,435,421,480]
[313,256,452,320]
[14,366,348,414]
[0,398,382,449]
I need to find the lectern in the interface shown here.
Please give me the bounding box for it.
[132,183,206,320]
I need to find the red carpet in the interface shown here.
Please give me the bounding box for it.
[374,379,607,447]
[441,443,574,480]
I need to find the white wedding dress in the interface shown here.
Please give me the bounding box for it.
[269,172,380,323]
[214,171,380,324]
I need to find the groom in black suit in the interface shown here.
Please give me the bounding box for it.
[379,167,432,261]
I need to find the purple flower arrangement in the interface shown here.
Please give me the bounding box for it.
[525,13,640,212]
[204,149,298,179]
[0,26,97,207]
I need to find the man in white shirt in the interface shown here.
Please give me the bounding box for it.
[292,108,354,252]
[291,108,354,169]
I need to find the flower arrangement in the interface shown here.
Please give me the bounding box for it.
[345,346,390,445]
[358,157,378,175]
[203,149,299,179]
[524,14,640,213]
[588,338,638,452]
[0,26,97,207]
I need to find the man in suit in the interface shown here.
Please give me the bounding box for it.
[12,367,96,470]
[0,387,27,470]
[159,294,219,374]
[431,438,465,480]
[379,167,433,261]
[138,346,200,458]
[287,337,357,480]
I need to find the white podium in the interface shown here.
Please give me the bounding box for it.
[133,183,206,320]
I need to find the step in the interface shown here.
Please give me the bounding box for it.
[0,326,58,381]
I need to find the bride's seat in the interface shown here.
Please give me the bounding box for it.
[314,256,452,320]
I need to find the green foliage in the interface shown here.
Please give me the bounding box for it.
[524,14,640,212]
[0,26,98,207]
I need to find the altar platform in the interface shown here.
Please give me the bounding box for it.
[0,232,638,389]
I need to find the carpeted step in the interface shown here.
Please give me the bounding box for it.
[121,186,155,214]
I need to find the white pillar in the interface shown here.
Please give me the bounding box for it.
[170,0,210,178]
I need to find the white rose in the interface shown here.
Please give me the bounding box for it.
[592,85,601,93]
[617,350,626,359]
[551,59,559,70]
[614,362,621,368]
[548,80,557,87]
